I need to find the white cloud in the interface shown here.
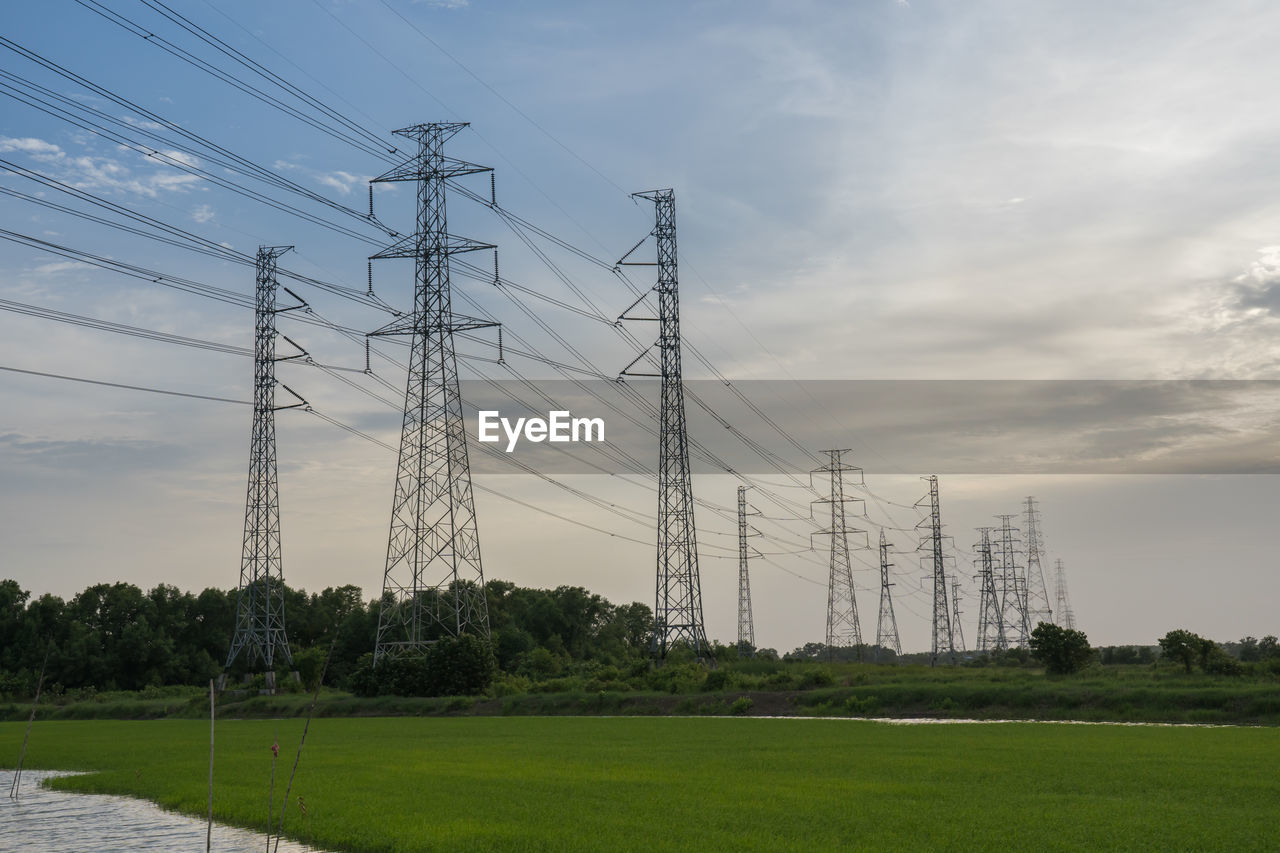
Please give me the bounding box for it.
[191,204,215,224]
[30,261,92,275]
[316,170,362,195]
[0,136,64,157]
[159,150,201,169]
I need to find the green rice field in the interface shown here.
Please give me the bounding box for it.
[4,716,1279,851]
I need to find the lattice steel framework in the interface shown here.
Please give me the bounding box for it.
[369,123,496,663]
[1054,558,1077,630]
[737,484,752,650]
[917,475,955,666]
[1022,496,1053,628]
[226,246,305,683]
[995,514,1029,647]
[813,449,865,657]
[950,574,967,654]
[975,527,1007,652]
[875,530,901,660]
[621,189,710,661]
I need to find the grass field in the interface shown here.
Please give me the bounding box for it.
[4,716,1280,852]
[6,662,1280,726]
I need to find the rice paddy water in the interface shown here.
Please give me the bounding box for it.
[0,770,332,853]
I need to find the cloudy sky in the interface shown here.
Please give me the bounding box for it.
[3,0,1280,655]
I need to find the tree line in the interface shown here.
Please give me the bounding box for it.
[3,575,1278,700]
[0,577,655,698]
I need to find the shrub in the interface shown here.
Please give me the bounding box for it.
[797,667,834,690]
[1029,622,1094,675]
[344,636,496,697]
[703,669,730,692]
[729,696,754,715]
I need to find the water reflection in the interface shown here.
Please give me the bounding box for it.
[0,770,332,853]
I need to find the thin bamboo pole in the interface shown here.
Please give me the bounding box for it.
[9,643,50,799]
[207,678,215,853]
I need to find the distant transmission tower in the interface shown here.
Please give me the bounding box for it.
[812,450,865,659]
[1054,558,1077,630]
[1022,496,1053,628]
[619,189,710,662]
[225,245,306,691]
[949,574,967,654]
[995,514,1029,647]
[875,530,901,660]
[369,123,497,663]
[917,475,955,666]
[737,486,759,655]
[974,527,1006,653]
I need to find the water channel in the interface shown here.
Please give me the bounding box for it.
[1,770,333,853]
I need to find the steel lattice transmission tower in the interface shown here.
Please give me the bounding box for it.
[949,574,967,654]
[737,485,758,655]
[369,123,497,663]
[875,530,901,661]
[974,527,1007,653]
[917,475,955,666]
[1022,496,1053,628]
[995,514,1029,647]
[812,450,865,659]
[1054,558,1077,630]
[619,189,710,661]
[225,246,306,690]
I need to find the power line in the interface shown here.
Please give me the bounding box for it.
[0,363,249,404]
[66,1,397,161]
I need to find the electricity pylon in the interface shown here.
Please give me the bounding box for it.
[1022,496,1053,628]
[917,475,955,666]
[975,527,1006,653]
[875,530,901,660]
[737,485,759,655]
[950,574,967,654]
[225,245,306,691]
[618,188,710,662]
[1054,558,1077,630]
[995,514,1029,647]
[812,450,865,660]
[369,122,496,663]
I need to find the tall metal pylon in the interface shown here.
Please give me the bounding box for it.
[949,574,967,654]
[736,485,759,655]
[369,122,497,663]
[225,246,306,690]
[812,450,865,659]
[974,527,1006,652]
[618,188,710,661]
[1054,558,1077,630]
[995,514,1029,647]
[1022,496,1053,628]
[916,475,955,666]
[875,530,901,660]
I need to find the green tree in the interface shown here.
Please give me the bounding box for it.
[1029,622,1094,674]
[1159,629,1211,673]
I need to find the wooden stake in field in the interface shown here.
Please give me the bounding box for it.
[207,677,215,853]
[9,643,50,799]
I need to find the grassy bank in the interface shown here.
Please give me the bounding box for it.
[3,716,1279,852]
[4,663,1279,725]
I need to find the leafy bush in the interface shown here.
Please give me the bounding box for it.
[797,667,834,690]
[1029,622,1094,675]
[844,694,881,715]
[345,635,496,697]
[729,696,754,715]
[703,669,730,692]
